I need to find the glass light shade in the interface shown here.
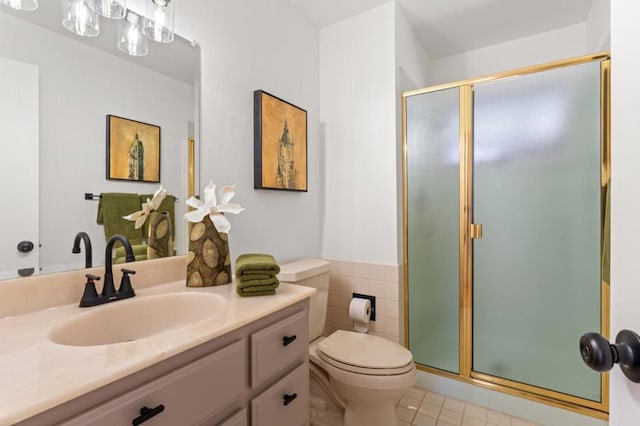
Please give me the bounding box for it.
[142,0,174,43]
[2,0,38,11]
[118,12,148,57]
[89,0,126,19]
[62,0,100,37]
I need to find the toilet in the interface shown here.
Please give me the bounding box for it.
[279,258,416,426]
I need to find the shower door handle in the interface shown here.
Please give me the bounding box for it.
[470,224,483,239]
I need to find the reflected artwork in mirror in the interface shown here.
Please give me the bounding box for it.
[0,2,200,281]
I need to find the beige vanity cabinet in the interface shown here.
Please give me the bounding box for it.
[60,340,245,426]
[249,310,309,426]
[19,299,309,426]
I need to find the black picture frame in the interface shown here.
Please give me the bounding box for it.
[106,114,161,183]
[253,90,308,191]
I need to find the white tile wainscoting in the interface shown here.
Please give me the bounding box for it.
[323,259,401,342]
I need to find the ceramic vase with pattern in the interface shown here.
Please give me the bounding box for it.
[186,215,232,287]
[147,211,173,259]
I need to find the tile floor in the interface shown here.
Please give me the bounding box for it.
[396,387,541,426]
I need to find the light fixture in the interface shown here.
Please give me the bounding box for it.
[59,0,175,57]
[62,0,100,37]
[118,11,148,57]
[142,0,174,43]
[2,0,38,11]
[89,0,126,19]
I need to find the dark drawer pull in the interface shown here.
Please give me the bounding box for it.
[132,404,165,425]
[282,335,297,347]
[283,393,298,406]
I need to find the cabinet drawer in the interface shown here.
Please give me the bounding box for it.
[251,362,309,426]
[250,310,307,387]
[61,340,245,426]
[216,408,246,426]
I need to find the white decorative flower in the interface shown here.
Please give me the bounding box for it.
[123,186,167,229]
[183,181,244,233]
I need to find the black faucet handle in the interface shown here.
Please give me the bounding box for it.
[79,274,101,307]
[118,268,136,297]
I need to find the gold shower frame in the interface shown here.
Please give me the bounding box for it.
[401,52,611,420]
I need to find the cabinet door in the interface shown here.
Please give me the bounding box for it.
[61,340,245,426]
[251,362,309,426]
[251,310,307,387]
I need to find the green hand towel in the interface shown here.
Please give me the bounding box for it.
[235,253,280,277]
[114,244,147,259]
[235,274,273,281]
[115,254,147,264]
[236,276,280,289]
[236,286,277,297]
[97,193,143,244]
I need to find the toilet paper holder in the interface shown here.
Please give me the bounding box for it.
[352,293,376,321]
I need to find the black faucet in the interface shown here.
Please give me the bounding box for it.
[72,232,92,268]
[103,234,136,297]
[79,234,136,307]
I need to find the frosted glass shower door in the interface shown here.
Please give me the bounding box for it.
[472,62,602,401]
[406,88,460,373]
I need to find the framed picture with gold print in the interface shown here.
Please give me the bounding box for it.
[106,114,161,183]
[253,90,308,191]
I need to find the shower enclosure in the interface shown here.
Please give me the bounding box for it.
[402,53,610,418]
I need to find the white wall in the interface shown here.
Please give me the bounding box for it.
[587,0,611,53]
[320,2,398,265]
[428,23,588,86]
[175,0,322,264]
[395,4,429,91]
[0,14,194,273]
[609,3,640,424]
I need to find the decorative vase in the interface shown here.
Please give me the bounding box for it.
[186,215,232,287]
[147,211,173,259]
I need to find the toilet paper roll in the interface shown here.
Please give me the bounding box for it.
[349,297,371,333]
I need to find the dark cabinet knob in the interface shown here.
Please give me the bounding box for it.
[283,393,298,406]
[282,335,297,347]
[580,329,640,382]
[132,404,165,425]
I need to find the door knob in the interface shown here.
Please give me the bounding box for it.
[17,241,34,253]
[579,329,640,382]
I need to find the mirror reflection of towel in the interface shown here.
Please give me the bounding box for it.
[96,193,143,244]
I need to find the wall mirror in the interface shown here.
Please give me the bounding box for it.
[0,1,200,280]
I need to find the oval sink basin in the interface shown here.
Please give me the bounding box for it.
[49,292,227,347]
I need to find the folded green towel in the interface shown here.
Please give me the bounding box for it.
[236,274,273,281]
[236,286,277,297]
[115,254,147,264]
[235,253,280,277]
[236,276,280,289]
[114,244,147,259]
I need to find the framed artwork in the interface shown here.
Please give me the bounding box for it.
[106,114,161,183]
[254,90,307,191]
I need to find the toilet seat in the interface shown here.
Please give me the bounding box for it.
[317,330,414,376]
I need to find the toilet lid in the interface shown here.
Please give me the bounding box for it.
[317,330,413,374]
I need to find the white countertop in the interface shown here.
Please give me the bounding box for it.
[0,280,315,425]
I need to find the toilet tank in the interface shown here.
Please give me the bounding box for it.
[279,258,330,342]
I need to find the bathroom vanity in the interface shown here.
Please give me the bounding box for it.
[0,258,314,426]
